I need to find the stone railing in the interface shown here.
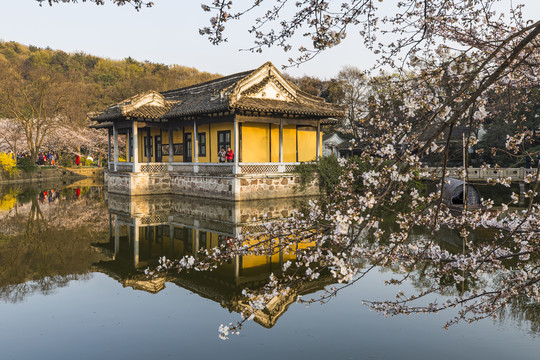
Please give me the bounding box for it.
[427,167,537,182]
[171,162,306,175]
[108,161,310,175]
[197,163,235,175]
[170,162,234,175]
[238,162,304,174]
[107,162,134,172]
[140,163,169,173]
[117,163,134,172]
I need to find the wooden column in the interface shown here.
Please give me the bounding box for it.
[234,117,239,171]
[209,123,212,163]
[132,121,139,172]
[168,125,174,164]
[146,128,151,163]
[193,120,198,173]
[126,128,130,162]
[316,120,321,161]
[107,129,112,168]
[193,120,198,163]
[279,119,284,163]
[113,123,119,171]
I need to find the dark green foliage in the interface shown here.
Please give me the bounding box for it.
[16,188,39,203]
[317,156,342,193]
[59,156,74,168]
[478,86,540,167]
[16,157,38,173]
[293,162,318,191]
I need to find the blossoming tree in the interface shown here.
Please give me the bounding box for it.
[46,0,540,338]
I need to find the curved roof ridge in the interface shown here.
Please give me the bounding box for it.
[161,69,255,98]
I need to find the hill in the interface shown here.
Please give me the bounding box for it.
[0,40,220,125]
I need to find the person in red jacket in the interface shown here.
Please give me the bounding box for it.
[226,147,234,162]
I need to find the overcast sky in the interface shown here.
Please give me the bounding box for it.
[0,1,538,79]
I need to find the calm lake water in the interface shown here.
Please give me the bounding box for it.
[0,182,538,360]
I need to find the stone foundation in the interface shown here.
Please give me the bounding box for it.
[236,174,318,200]
[105,171,319,200]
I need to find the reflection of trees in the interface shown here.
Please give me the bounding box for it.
[498,295,540,337]
[0,274,91,303]
[0,187,109,302]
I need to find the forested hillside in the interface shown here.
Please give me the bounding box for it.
[0,40,221,161]
[0,40,219,125]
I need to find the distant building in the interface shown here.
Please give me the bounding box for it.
[322,133,346,157]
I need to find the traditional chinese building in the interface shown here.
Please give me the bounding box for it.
[92,62,345,200]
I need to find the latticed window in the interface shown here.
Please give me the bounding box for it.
[144,136,153,157]
[184,133,192,162]
[217,130,231,152]
[198,132,206,157]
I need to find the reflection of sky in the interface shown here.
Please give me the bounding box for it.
[2,1,538,78]
[0,269,537,360]
[0,190,538,358]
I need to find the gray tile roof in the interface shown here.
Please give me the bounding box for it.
[91,62,346,123]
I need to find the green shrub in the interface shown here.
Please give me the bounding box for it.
[60,156,74,167]
[85,159,93,166]
[293,162,318,191]
[16,157,38,173]
[318,156,342,193]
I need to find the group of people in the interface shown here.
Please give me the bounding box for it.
[39,189,58,204]
[9,150,98,167]
[12,151,58,166]
[37,152,57,166]
[217,147,234,163]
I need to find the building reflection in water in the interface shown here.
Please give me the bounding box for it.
[96,194,333,328]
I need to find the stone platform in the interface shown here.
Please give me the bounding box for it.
[104,171,319,200]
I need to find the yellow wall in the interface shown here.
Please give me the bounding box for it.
[242,122,301,163]
[133,120,321,164]
[283,125,297,162]
[298,127,317,162]
[269,124,297,162]
[241,123,270,162]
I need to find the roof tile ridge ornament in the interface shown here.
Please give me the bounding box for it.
[230,62,299,105]
[240,76,271,96]
[160,69,255,98]
[117,90,181,119]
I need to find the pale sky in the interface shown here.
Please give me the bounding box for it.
[0,1,538,79]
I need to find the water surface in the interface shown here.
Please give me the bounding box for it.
[0,183,538,359]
